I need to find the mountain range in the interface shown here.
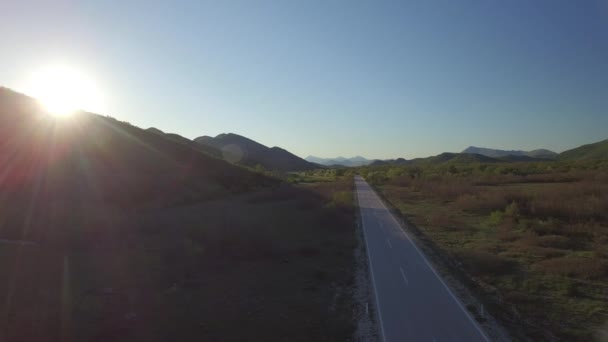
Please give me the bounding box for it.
[461,146,557,159]
[305,156,373,167]
[370,153,501,166]
[370,140,607,166]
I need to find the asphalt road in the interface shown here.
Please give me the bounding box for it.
[355,176,489,342]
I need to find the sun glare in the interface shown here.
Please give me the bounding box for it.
[25,66,104,116]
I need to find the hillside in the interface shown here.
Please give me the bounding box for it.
[0,87,273,242]
[558,138,608,161]
[195,133,318,171]
[462,146,557,159]
[147,128,222,158]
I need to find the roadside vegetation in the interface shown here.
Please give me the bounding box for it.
[358,160,608,340]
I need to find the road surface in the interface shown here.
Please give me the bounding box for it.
[355,176,488,342]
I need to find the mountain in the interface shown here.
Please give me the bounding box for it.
[558,138,608,161]
[146,127,164,135]
[305,155,373,167]
[146,128,222,158]
[0,87,274,242]
[195,133,319,171]
[462,146,557,159]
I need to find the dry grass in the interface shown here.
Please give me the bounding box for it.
[533,257,608,280]
[375,165,608,340]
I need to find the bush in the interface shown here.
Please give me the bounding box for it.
[488,211,503,226]
[331,191,353,208]
[504,202,520,222]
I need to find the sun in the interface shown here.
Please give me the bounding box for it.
[24,66,104,116]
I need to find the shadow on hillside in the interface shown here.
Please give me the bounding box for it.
[0,87,357,341]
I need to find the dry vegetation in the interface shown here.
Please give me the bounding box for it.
[363,162,608,341]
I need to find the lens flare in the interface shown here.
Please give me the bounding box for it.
[24,66,104,116]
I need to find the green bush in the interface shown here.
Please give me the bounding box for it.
[488,210,503,226]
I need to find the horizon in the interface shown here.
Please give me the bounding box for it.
[1,1,607,159]
[0,85,602,161]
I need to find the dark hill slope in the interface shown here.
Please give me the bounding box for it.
[165,131,222,158]
[145,127,221,157]
[194,133,318,171]
[558,139,608,161]
[0,87,274,242]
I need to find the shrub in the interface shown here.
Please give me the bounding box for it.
[504,202,520,222]
[488,211,503,226]
[331,191,353,208]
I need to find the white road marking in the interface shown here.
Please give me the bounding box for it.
[386,239,392,249]
[399,267,409,286]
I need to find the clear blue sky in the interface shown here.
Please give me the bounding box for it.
[1,0,607,159]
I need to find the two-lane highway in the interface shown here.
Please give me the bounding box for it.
[356,176,488,342]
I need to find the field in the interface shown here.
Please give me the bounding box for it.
[0,175,358,342]
[361,161,608,340]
